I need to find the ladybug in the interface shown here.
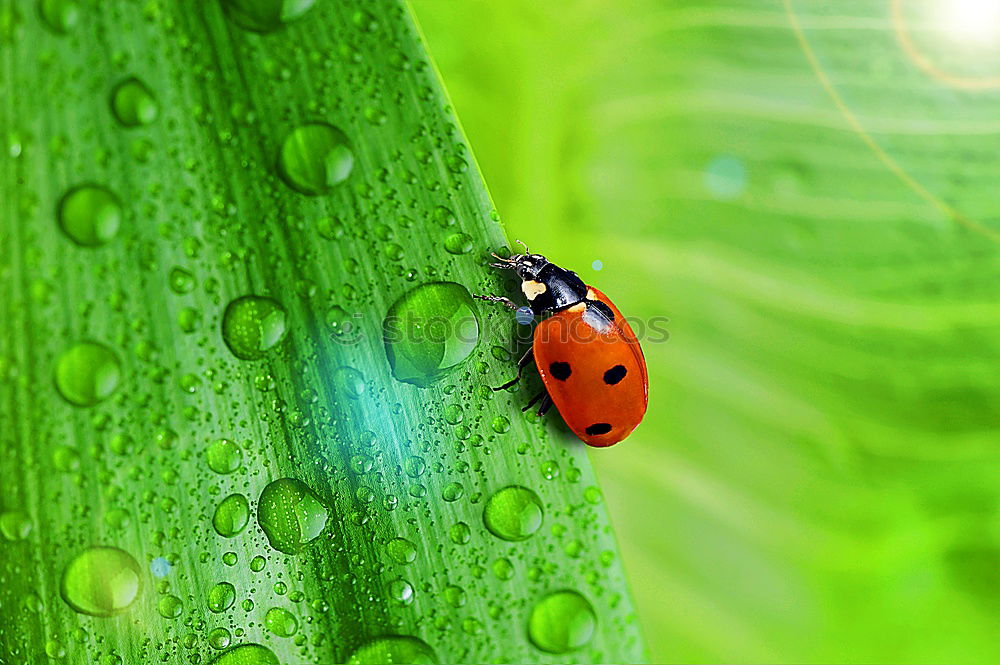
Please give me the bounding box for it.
[475,243,648,447]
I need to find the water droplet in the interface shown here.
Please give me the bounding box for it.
[442,481,464,502]
[0,511,31,540]
[443,584,465,608]
[443,232,473,255]
[449,521,471,545]
[386,537,417,564]
[346,635,438,665]
[60,547,142,617]
[317,216,345,240]
[515,306,534,325]
[492,557,514,580]
[527,590,596,653]
[169,267,196,294]
[221,295,287,360]
[111,78,158,127]
[213,494,250,537]
[208,644,279,665]
[55,342,121,407]
[257,478,328,554]
[57,185,122,247]
[490,415,511,434]
[249,556,266,572]
[39,0,80,33]
[157,594,183,619]
[591,259,603,271]
[277,122,353,195]
[403,456,425,478]
[208,582,236,613]
[389,578,414,605]
[206,439,243,474]
[334,366,366,399]
[208,627,232,650]
[221,0,316,33]
[483,485,543,541]
[264,607,297,637]
[383,282,480,387]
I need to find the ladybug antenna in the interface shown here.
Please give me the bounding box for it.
[489,252,515,269]
[515,239,529,254]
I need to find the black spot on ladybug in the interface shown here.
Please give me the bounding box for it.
[549,361,572,381]
[603,365,627,385]
[585,423,612,436]
[589,300,615,321]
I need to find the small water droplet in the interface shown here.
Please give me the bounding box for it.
[490,415,510,434]
[157,594,183,618]
[206,439,242,475]
[57,185,122,247]
[39,0,80,33]
[346,636,437,665]
[221,295,287,360]
[483,485,543,542]
[442,481,464,502]
[0,511,31,540]
[150,557,171,578]
[383,282,480,387]
[208,582,236,613]
[591,259,603,271]
[213,494,250,537]
[257,478,328,554]
[449,521,471,545]
[208,627,232,650]
[111,78,158,127]
[277,122,353,195]
[515,306,534,325]
[264,607,298,637]
[386,537,417,564]
[55,342,121,407]
[443,232,473,255]
[221,0,316,33]
[527,590,596,653]
[169,267,196,294]
[60,547,142,617]
[334,366,366,399]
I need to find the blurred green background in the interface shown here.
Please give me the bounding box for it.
[412,0,1000,662]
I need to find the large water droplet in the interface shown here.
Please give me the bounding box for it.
[221,295,287,360]
[111,78,158,127]
[527,590,597,653]
[483,485,543,541]
[57,185,122,247]
[208,644,279,665]
[55,342,121,407]
[60,547,142,617]
[443,232,473,255]
[257,478,328,554]
[277,122,353,195]
[213,494,250,537]
[383,282,479,387]
[347,636,438,665]
[221,0,315,33]
[39,0,80,33]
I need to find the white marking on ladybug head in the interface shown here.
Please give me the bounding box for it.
[585,288,597,300]
[521,280,547,300]
[567,302,586,313]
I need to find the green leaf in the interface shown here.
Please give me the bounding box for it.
[0,2,642,664]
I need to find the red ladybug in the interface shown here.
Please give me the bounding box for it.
[475,244,648,447]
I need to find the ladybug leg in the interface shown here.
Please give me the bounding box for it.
[473,293,518,310]
[536,394,554,417]
[494,348,534,391]
[522,389,546,412]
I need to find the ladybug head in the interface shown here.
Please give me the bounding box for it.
[490,242,549,280]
